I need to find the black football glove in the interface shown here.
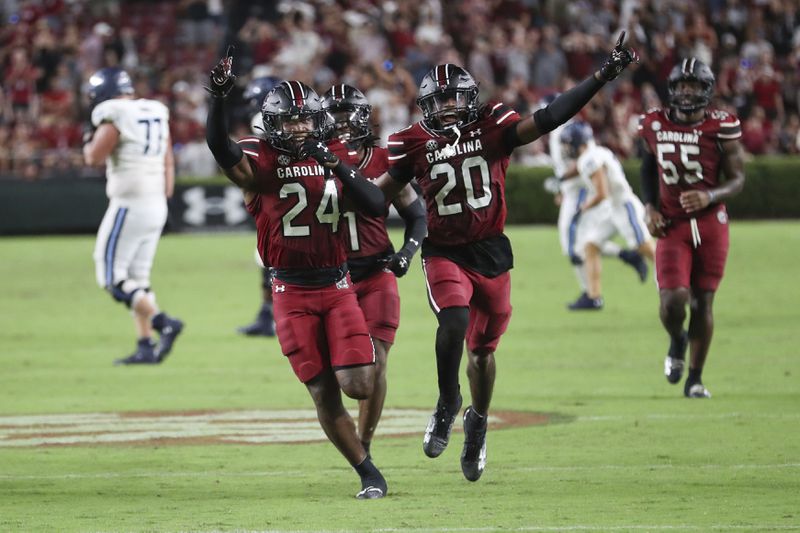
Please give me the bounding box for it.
[300,138,339,167]
[598,31,639,82]
[206,46,236,98]
[384,251,411,277]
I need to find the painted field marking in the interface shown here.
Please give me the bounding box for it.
[0,408,546,448]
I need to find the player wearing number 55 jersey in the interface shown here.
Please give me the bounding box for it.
[205,52,388,499]
[84,67,184,366]
[375,33,639,482]
[638,57,746,399]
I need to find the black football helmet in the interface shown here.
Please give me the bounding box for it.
[322,84,372,145]
[243,76,282,113]
[667,58,715,114]
[87,67,134,107]
[261,81,329,155]
[560,121,594,158]
[417,64,480,133]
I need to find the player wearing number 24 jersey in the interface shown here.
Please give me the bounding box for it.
[206,50,389,500]
[374,32,639,483]
[639,57,746,400]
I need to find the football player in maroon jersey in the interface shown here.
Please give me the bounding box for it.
[374,34,638,481]
[322,84,427,457]
[639,58,745,399]
[205,53,389,499]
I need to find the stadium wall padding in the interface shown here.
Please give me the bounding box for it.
[1,157,798,235]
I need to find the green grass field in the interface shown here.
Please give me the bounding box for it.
[1,223,798,532]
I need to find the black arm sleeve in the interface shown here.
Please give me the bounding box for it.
[396,198,427,257]
[533,75,605,135]
[640,150,659,205]
[205,97,244,169]
[332,162,386,217]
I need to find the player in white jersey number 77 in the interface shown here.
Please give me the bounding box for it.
[83,67,184,365]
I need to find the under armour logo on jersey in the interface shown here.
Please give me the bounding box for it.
[273,284,286,293]
[349,169,356,180]
[469,129,482,138]
[317,142,327,152]
[409,238,419,246]
[182,186,248,226]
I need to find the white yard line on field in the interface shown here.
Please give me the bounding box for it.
[1,462,798,481]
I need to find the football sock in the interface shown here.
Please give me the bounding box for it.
[353,456,379,479]
[687,367,703,384]
[435,307,469,406]
[259,301,273,318]
[137,337,154,348]
[668,331,688,359]
[360,440,371,456]
[151,312,167,332]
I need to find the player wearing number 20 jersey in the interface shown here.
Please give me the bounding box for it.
[373,50,639,481]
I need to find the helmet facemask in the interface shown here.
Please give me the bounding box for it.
[328,103,372,144]
[418,87,479,133]
[263,109,325,155]
[668,78,713,114]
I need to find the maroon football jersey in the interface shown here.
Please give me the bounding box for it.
[340,145,392,258]
[239,137,355,270]
[387,101,521,246]
[639,107,742,220]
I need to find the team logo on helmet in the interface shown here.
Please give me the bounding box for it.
[261,81,328,156]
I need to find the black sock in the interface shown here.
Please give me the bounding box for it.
[151,312,167,331]
[360,440,371,455]
[435,308,469,405]
[668,331,687,359]
[259,302,273,317]
[687,367,703,384]
[353,456,385,490]
[138,337,154,348]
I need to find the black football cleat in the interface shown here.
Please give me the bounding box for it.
[461,406,488,482]
[237,314,275,337]
[619,249,649,283]
[685,382,712,398]
[355,473,387,500]
[115,339,159,366]
[568,293,604,311]
[154,316,184,362]
[423,394,462,458]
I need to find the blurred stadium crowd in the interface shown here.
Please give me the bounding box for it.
[2,0,799,181]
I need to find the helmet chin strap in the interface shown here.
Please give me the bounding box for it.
[440,124,462,158]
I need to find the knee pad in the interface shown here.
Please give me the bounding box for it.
[109,280,147,309]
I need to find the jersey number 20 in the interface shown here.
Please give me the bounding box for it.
[430,156,492,216]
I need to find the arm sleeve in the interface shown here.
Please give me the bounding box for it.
[332,162,386,217]
[640,150,659,205]
[205,97,244,169]
[396,198,427,257]
[533,75,605,135]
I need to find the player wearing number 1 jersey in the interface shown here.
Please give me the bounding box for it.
[205,52,388,499]
[639,58,746,399]
[322,85,427,457]
[375,33,639,482]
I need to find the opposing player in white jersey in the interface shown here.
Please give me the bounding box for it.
[541,95,648,306]
[561,121,654,309]
[237,76,282,337]
[83,67,184,365]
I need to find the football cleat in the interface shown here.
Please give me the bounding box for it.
[461,406,488,482]
[154,316,184,362]
[665,330,688,384]
[568,293,604,311]
[685,383,712,398]
[114,340,158,366]
[355,473,387,500]
[619,250,648,283]
[423,394,462,458]
[237,311,275,337]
